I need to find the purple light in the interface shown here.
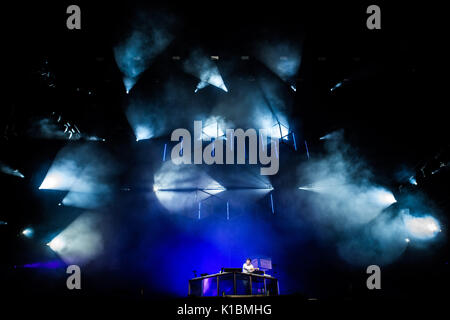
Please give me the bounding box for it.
[22,261,65,269]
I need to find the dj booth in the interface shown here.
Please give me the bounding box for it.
[188,269,279,297]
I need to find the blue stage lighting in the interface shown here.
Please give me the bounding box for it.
[114,24,173,94]
[330,82,342,92]
[22,227,34,238]
[409,176,418,185]
[1,162,25,178]
[135,125,153,141]
[255,41,302,82]
[184,50,228,93]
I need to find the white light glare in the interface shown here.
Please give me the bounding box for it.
[47,237,65,251]
[404,215,441,240]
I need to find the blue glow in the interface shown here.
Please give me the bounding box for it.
[163,143,167,161]
[373,189,397,206]
[0,162,25,178]
[184,50,228,93]
[194,71,228,93]
[409,176,417,185]
[114,27,172,93]
[330,82,342,92]
[256,42,302,82]
[39,144,116,209]
[125,102,160,142]
[22,227,34,238]
[292,132,297,150]
[270,193,274,214]
[304,140,310,159]
[135,125,153,141]
[39,169,74,190]
[124,77,135,94]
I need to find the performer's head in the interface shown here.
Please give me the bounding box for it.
[245,258,251,265]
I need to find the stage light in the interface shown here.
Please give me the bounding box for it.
[331,79,350,92]
[409,176,417,185]
[22,227,34,238]
[373,189,396,206]
[405,238,410,243]
[298,186,322,192]
[204,186,226,194]
[135,125,153,141]
[47,237,64,252]
[39,155,82,190]
[257,116,290,141]
[194,73,228,93]
[39,144,116,209]
[403,214,440,240]
[206,73,228,92]
[271,123,289,141]
[153,185,159,192]
[0,221,7,225]
[124,77,134,94]
[319,130,344,141]
[202,117,225,140]
[330,82,342,92]
[114,24,173,94]
[39,173,63,189]
[255,41,302,83]
[1,162,25,178]
[184,50,228,93]
[46,213,103,265]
